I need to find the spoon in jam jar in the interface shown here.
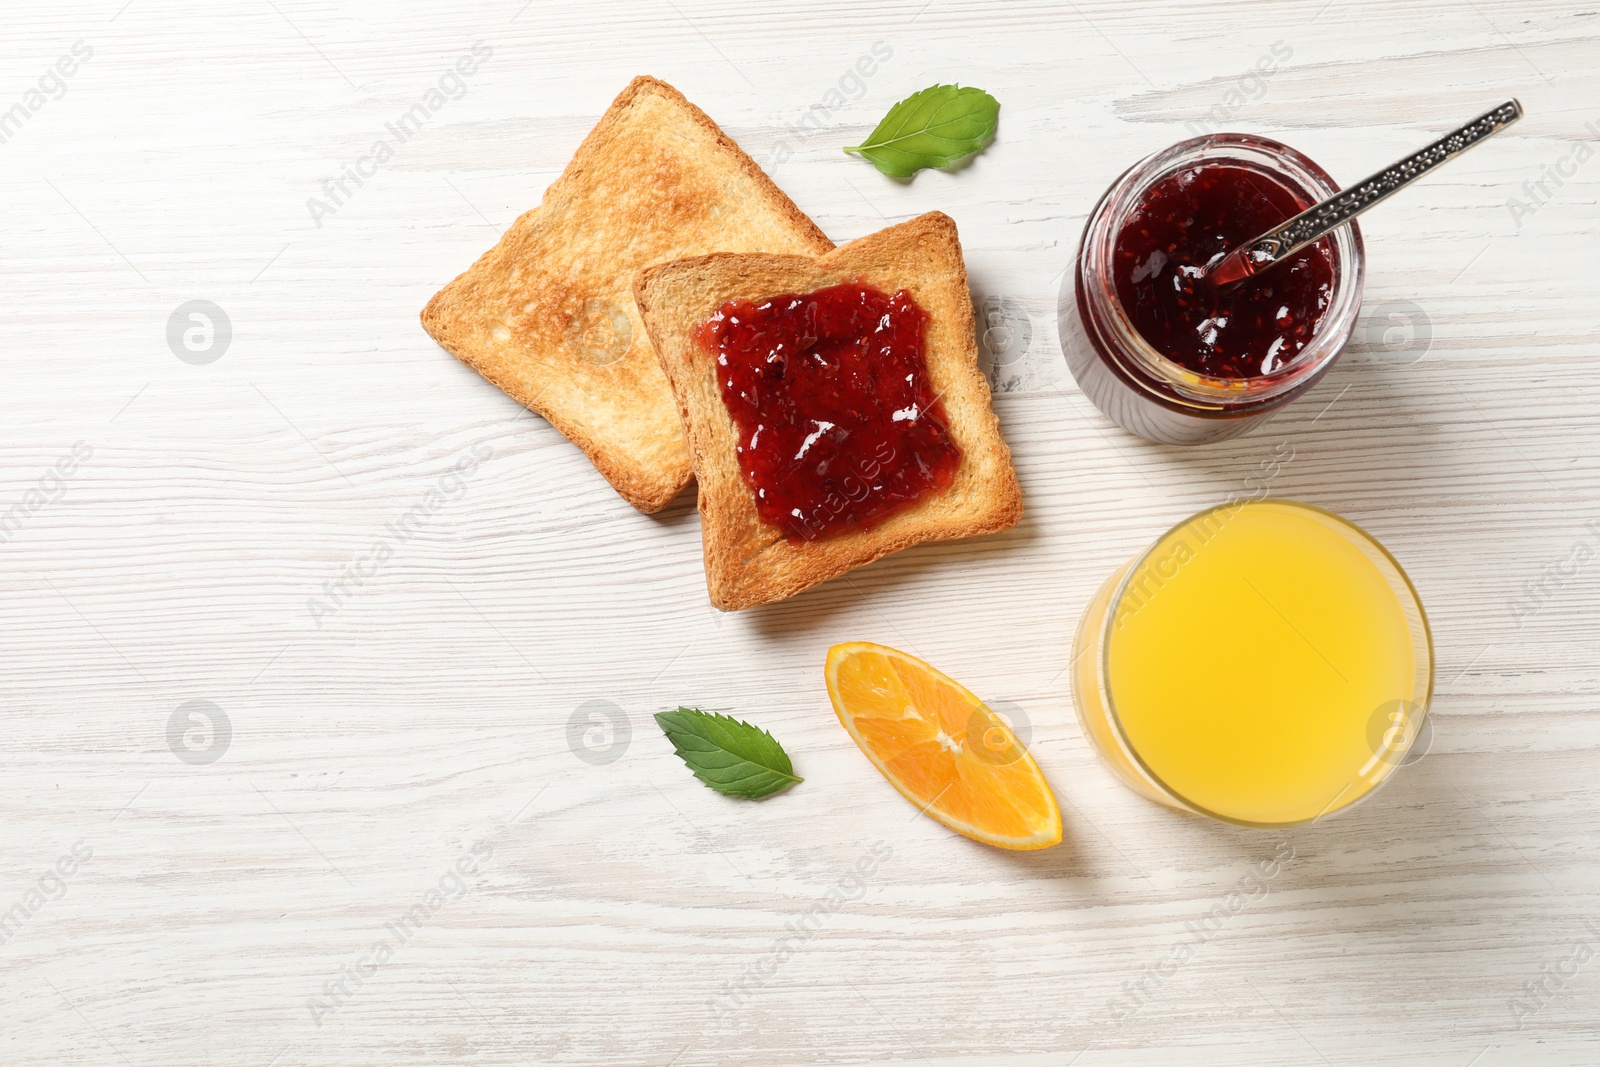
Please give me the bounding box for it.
[1206,100,1522,288]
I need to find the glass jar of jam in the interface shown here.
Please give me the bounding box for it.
[1064,134,1366,445]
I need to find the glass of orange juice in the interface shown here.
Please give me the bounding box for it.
[1072,499,1433,826]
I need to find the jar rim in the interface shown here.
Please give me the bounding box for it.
[1078,133,1367,408]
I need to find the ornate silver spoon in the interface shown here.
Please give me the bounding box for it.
[1207,99,1523,288]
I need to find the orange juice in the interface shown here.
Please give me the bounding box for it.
[1072,499,1432,825]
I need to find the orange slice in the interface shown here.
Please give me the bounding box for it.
[825,642,1063,850]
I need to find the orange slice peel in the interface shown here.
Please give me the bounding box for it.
[825,642,1063,850]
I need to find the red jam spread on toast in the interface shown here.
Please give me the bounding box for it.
[1114,162,1335,378]
[696,282,962,541]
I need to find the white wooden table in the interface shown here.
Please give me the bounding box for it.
[5,2,1598,1063]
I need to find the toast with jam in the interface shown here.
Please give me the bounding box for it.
[421,76,833,513]
[634,212,1023,610]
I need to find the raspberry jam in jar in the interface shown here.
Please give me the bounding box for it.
[697,282,962,541]
[1065,135,1365,445]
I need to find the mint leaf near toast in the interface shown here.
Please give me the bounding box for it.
[844,84,999,177]
[654,708,802,799]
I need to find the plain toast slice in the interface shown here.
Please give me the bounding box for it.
[421,76,834,512]
[634,212,1022,609]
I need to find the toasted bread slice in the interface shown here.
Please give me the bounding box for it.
[635,212,1022,610]
[421,76,834,513]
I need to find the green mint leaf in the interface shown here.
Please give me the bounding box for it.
[844,83,999,178]
[653,708,802,799]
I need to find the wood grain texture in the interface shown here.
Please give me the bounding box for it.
[2,1,1597,1064]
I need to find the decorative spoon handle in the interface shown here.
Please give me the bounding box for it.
[1208,99,1523,287]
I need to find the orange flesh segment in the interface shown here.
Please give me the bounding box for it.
[826,642,1063,850]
